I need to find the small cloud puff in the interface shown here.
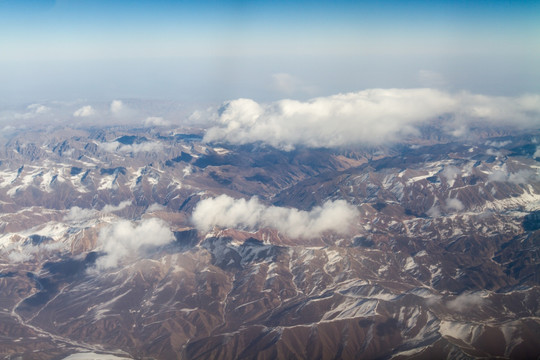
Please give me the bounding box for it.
[192,195,358,238]
[110,100,124,115]
[426,206,441,218]
[144,116,170,127]
[445,198,464,212]
[64,206,96,222]
[73,105,96,117]
[446,292,487,312]
[110,100,135,119]
[95,218,174,270]
[441,166,461,181]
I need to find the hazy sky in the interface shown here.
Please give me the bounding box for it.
[1,0,539,103]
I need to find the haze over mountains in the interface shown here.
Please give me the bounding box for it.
[1,0,539,358]
[0,92,539,359]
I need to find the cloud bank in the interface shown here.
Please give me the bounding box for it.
[96,218,174,270]
[201,89,540,149]
[192,195,358,238]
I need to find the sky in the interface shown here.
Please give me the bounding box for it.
[0,0,539,104]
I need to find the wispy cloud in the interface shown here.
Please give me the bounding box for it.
[272,73,316,96]
[64,206,96,222]
[446,292,487,312]
[201,89,540,150]
[63,201,133,223]
[101,200,132,213]
[109,99,136,119]
[27,103,50,115]
[192,195,358,238]
[98,141,163,153]
[417,70,446,88]
[11,103,51,120]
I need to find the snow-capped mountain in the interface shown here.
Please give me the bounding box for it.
[0,124,539,359]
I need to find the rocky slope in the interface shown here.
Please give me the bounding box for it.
[0,125,539,359]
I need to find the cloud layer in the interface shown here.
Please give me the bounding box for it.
[96,218,174,270]
[201,89,540,149]
[192,195,358,238]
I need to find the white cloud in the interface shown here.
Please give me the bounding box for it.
[110,100,124,115]
[146,203,166,213]
[486,148,503,157]
[426,206,441,218]
[446,292,486,312]
[98,142,119,152]
[144,116,170,127]
[73,105,96,117]
[183,165,193,177]
[27,103,50,114]
[507,171,535,184]
[95,218,174,270]
[109,99,135,119]
[489,169,536,184]
[8,251,32,263]
[122,142,163,153]
[200,89,540,150]
[12,103,52,120]
[446,198,464,212]
[98,141,163,153]
[534,146,540,158]
[488,164,537,184]
[485,140,512,147]
[441,166,461,181]
[101,200,132,213]
[7,241,64,263]
[64,201,132,223]
[64,206,97,222]
[192,195,358,238]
